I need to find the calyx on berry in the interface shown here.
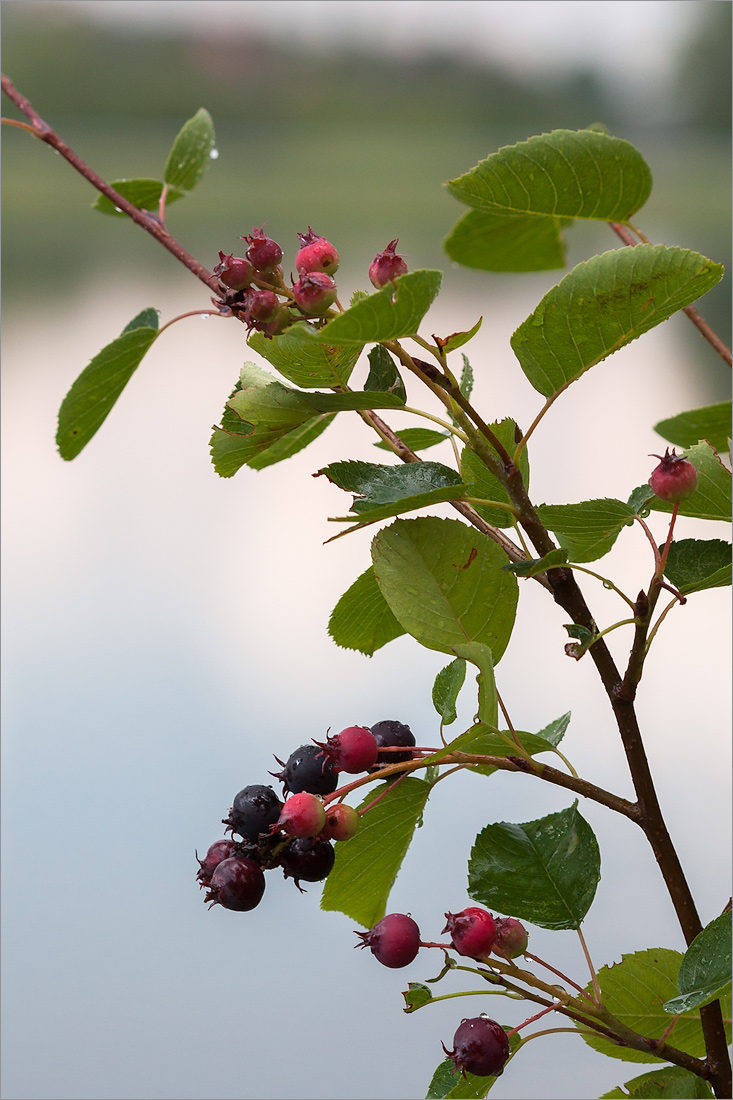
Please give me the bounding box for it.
[443,907,496,959]
[274,791,326,838]
[492,916,528,959]
[292,271,338,316]
[648,448,698,503]
[314,726,378,774]
[295,228,340,275]
[205,856,266,912]
[368,239,408,289]
[213,251,254,291]
[196,839,237,886]
[355,912,421,968]
[443,1016,510,1078]
[240,226,283,272]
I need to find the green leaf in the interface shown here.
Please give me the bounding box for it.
[654,402,732,455]
[511,246,724,399]
[648,442,732,522]
[210,414,334,476]
[92,178,184,216]
[300,269,443,344]
[248,325,363,388]
[371,517,519,660]
[427,1033,520,1098]
[504,547,569,577]
[320,460,464,514]
[432,659,467,725]
[600,1065,715,1098]
[56,311,159,460]
[663,910,732,1013]
[628,485,656,514]
[460,419,529,528]
[536,499,636,563]
[578,949,732,1062]
[327,566,405,655]
[438,317,483,353]
[374,428,451,453]
[451,642,498,729]
[459,354,474,403]
[445,208,571,272]
[365,344,407,403]
[403,982,433,1013]
[662,539,731,595]
[320,777,431,927]
[425,723,556,776]
[535,711,571,747]
[163,107,216,191]
[468,802,601,930]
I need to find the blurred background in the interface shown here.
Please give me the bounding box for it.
[2,3,730,1099]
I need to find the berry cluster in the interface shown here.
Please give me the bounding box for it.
[211,228,409,336]
[197,720,416,911]
[355,906,528,1078]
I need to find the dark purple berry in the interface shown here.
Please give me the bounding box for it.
[196,839,237,886]
[225,784,283,842]
[213,251,254,291]
[649,448,698,503]
[370,719,416,764]
[314,726,378,774]
[274,792,326,837]
[206,856,266,912]
[369,239,408,289]
[292,271,338,317]
[443,1017,510,1078]
[271,744,339,796]
[443,907,496,959]
[492,917,528,959]
[355,913,421,968]
[295,228,340,275]
[280,837,335,890]
[240,226,283,272]
[320,802,360,841]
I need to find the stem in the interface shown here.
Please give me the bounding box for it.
[157,309,227,336]
[576,928,601,1004]
[523,951,594,1001]
[400,405,469,441]
[568,565,637,609]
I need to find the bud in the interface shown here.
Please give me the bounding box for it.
[369,239,408,289]
[649,449,698,503]
[295,227,340,275]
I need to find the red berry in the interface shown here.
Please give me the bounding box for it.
[314,726,378,774]
[370,719,415,764]
[244,288,279,324]
[240,226,283,272]
[649,449,698,503]
[492,917,528,959]
[295,228,340,275]
[320,802,360,841]
[274,791,326,837]
[443,1017,510,1078]
[355,913,421,968]
[196,839,237,886]
[369,239,408,289]
[443,907,496,959]
[292,271,338,316]
[213,251,254,291]
[206,856,265,912]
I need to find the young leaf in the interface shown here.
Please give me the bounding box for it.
[301,269,442,344]
[600,1065,714,1099]
[320,460,464,514]
[460,419,529,528]
[437,317,483,353]
[432,658,467,725]
[163,107,216,191]
[663,910,732,1014]
[459,353,474,403]
[536,499,636,563]
[320,777,431,927]
[371,517,519,660]
[578,949,732,1062]
[648,442,731,522]
[426,1056,503,1099]
[56,310,159,460]
[92,178,184,216]
[628,485,656,515]
[511,246,724,399]
[662,539,732,595]
[403,983,433,1013]
[365,344,407,403]
[210,413,334,476]
[374,428,451,453]
[328,566,405,655]
[535,711,571,747]
[248,325,363,388]
[654,401,732,455]
[468,802,601,929]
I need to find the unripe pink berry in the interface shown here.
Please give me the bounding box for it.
[369,239,408,289]
[213,251,254,291]
[240,226,283,272]
[443,907,496,959]
[244,288,279,324]
[649,449,698,503]
[295,227,340,275]
[320,802,360,841]
[292,271,338,316]
[492,916,528,959]
[275,791,327,837]
[314,726,378,774]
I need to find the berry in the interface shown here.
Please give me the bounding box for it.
[295,228,340,275]
[320,802,360,841]
[355,913,421,968]
[244,288,279,324]
[369,239,408,289]
[280,837,335,890]
[271,744,339,796]
[196,839,237,886]
[492,917,528,959]
[206,856,266,912]
[240,226,283,272]
[262,304,295,336]
[443,907,496,959]
[370,719,416,764]
[225,784,283,842]
[649,449,698,503]
[292,271,338,317]
[443,1017,510,1078]
[275,791,326,837]
[314,726,378,774]
[213,251,254,291]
